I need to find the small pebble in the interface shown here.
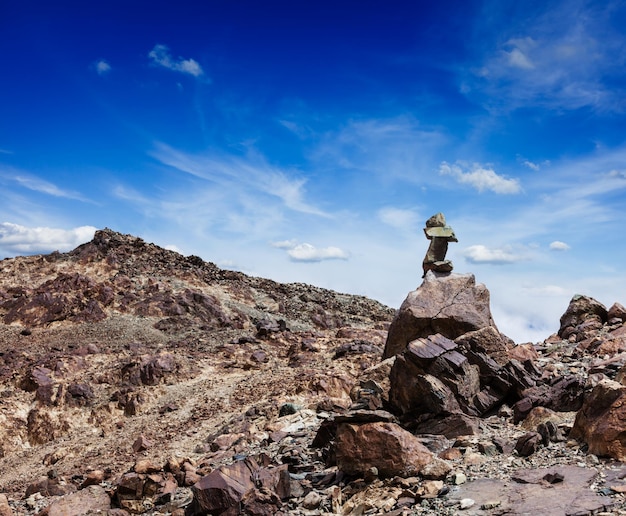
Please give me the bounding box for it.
[459,498,475,509]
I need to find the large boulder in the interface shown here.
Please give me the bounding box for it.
[383,272,496,359]
[558,294,608,340]
[570,379,626,460]
[335,421,450,478]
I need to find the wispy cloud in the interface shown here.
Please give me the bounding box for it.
[0,167,89,201]
[272,240,349,263]
[93,59,111,76]
[439,162,521,194]
[0,222,96,255]
[151,143,328,217]
[377,207,421,232]
[312,116,448,183]
[148,44,204,77]
[464,0,626,111]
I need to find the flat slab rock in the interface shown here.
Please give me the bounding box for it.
[447,466,613,515]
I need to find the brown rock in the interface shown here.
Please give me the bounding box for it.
[0,494,13,516]
[571,379,626,460]
[455,326,514,366]
[558,295,608,339]
[608,302,626,322]
[190,458,257,514]
[335,422,435,478]
[383,273,496,359]
[515,432,542,457]
[132,435,153,452]
[80,470,105,488]
[47,485,111,516]
[413,413,481,438]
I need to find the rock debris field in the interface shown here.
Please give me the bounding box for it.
[1,229,626,515]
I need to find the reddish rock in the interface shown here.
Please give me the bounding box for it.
[335,422,437,478]
[608,302,626,322]
[515,432,542,457]
[132,435,153,452]
[80,470,105,488]
[384,273,496,359]
[571,379,626,460]
[190,458,258,514]
[558,295,608,339]
[455,326,514,366]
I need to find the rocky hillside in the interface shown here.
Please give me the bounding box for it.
[0,229,626,515]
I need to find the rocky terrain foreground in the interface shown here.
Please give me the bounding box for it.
[1,229,626,515]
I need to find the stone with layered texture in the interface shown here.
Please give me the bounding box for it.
[570,379,626,460]
[383,273,496,359]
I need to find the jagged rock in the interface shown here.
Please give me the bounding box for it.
[189,458,289,515]
[455,326,514,366]
[412,413,480,438]
[513,375,585,422]
[335,421,444,478]
[571,379,626,460]
[389,333,538,422]
[47,485,111,516]
[558,295,608,340]
[608,302,626,322]
[515,432,542,457]
[383,273,496,359]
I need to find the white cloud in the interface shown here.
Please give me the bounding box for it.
[506,45,535,70]
[94,60,111,76]
[377,207,421,231]
[439,162,521,194]
[0,168,88,201]
[287,243,349,263]
[148,44,204,77]
[522,284,570,296]
[151,143,328,217]
[522,160,540,171]
[0,223,96,255]
[270,239,349,262]
[464,2,626,111]
[463,244,527,264]
[271,239,299,249]
[549,240,570,251]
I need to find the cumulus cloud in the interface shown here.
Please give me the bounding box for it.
[377,207,420,231]
[463,244,527,264]
[549,240,570,251]
[439,162,521,194]
[94,59,111,75]
[0,223,96,255]
[148,44,204,77]
[271,240,349,262]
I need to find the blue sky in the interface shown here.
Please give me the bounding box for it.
[2,0,626,343]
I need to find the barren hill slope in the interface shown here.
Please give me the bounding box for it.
[0,229,393,512]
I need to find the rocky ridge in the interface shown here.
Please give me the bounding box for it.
[0,229,625,515]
